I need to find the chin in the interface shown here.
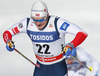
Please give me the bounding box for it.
[37,25,45,30]
[38,27,43,30]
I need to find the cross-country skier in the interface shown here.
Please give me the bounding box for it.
[3,0,88,76]
[65,47,100,76]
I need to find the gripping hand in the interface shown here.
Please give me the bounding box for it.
[6,39,15,51]
[62,43,74,56]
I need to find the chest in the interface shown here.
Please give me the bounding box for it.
[27,17,60,43]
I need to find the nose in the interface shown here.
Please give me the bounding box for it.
[36,21,41,25]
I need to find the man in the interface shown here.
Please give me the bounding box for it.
[65,47,100,76]
[3,0,88,76]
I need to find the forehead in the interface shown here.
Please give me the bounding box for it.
[32,16,46,20]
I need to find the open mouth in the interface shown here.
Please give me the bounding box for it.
[36,24,45,29]
[38,24,42,27]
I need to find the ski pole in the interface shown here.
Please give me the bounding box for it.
[70,55,93,71]
[7,40,40,67]
[62,48,93,72]
[14,48,40,68]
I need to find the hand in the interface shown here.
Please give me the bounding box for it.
[62,43,74,56]
[6,39,15,51]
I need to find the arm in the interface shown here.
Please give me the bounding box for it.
[3,17,29,51]
[71,31,88,47]
[57,18,88,47]
[77,47,100,76]
[57,18,88,56]
[3,17,29,43]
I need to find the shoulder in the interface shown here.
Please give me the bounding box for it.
[56,17,72,32]
[19,17,30,23]
[50,15,69,23]
[18,17,31,27]
[14,17,30,31]
[57,17,70,24]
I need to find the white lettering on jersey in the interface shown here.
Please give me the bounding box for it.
[30,34,53,41]
[27,30,59,42]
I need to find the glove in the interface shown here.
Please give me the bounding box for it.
[95,74,98,76]
[6,39,15,51]
[62,43,74,56]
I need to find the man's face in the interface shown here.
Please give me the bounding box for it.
[32,14,49,30]
[65,58,74,65]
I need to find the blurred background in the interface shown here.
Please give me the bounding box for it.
[0,0,100,76]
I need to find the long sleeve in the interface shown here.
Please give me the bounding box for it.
[3,17,29,43]
[57,17,88,47]
[71,31,88,47]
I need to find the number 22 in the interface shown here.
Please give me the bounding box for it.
[36,44,50,54]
